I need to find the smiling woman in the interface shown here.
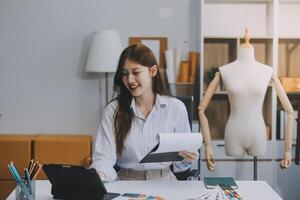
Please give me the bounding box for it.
[114,44,168,155]
[91,44,199,182]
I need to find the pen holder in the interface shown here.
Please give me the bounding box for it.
[15,180,35,200]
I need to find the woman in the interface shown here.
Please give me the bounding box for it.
[91,44,199,182]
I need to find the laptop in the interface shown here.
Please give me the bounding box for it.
[42,164,120,200]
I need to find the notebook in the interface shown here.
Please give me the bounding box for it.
[140,133,202,163]
[204,177,238,189]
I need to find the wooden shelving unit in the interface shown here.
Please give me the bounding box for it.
[198,1,300,198]
[278,38,300,77]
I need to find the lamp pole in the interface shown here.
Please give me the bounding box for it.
[85,30,122,106]
[105,72,109,104]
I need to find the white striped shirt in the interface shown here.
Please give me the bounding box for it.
[91,95,192,182]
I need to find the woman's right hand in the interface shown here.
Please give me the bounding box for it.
[205,144,216,171]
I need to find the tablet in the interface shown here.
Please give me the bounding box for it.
[42,164,120,200]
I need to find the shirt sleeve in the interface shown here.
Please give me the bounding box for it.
[172,100,193,172]
[91,102,118,182]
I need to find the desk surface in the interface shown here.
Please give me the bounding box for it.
[7,180,282,200]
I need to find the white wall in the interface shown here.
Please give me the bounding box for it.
[203,3,273,37]
[0,0,199,136]
[279,3,300,37]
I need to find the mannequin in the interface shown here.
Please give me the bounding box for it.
[198,29,294,171]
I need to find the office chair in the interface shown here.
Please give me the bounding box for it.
[171,96,201,181]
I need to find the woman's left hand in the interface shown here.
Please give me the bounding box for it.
[178,150,199,163]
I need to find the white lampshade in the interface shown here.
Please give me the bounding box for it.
[85,30,122,73]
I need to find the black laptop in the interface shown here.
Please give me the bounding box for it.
[42,164,120,200]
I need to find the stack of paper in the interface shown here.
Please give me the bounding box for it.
[140,133,202,163]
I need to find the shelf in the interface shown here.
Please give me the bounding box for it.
[203,91,228,95]
[203,83,272,95]
[280,0,300,4]
[204,0,273,3]
[214,91,228,95]
[169,82,199,85]
[204,35,273,39]
[204,36,238,39]
[279,36,300,39]
[287,92,300,95]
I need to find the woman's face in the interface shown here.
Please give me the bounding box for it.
[121,59,157,98]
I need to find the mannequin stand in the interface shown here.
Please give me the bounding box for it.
[254,156,258,180]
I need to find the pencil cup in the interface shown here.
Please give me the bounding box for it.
[15,180,35,200]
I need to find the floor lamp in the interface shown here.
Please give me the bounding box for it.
[85,30,122,103]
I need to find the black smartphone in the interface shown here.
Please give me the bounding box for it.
[121,193,141,198]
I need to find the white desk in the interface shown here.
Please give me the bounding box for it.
[7,180,283,200]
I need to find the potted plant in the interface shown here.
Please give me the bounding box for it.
[207,65,221,91]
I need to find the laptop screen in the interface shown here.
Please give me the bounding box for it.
[43,164,107,199]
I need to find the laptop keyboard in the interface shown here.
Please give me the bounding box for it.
[103,192,120,200]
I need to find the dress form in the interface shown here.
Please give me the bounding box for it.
[198,30,294,171]
[220,45,273,156]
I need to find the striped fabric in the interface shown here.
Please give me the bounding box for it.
[91,95,192,182]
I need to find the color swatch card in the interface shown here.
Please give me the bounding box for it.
[219,184,242,200]
[187,186,228,200]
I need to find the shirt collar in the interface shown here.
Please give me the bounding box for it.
[130,94,168,117]
[155,94,167,110]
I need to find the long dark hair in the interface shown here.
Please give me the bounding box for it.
[113,44,169,156]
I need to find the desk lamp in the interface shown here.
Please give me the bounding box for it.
[85,30,122,103]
